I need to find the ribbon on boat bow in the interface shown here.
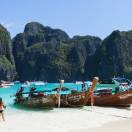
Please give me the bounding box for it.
[83,77,99,110]
[56,80,65,108]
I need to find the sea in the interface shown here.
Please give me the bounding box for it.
[0,82,93,107]
[0,83,132,132]
[0,82,88,114]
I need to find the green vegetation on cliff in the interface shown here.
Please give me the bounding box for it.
[0,22,132,81]
[12,22,101,81]
[95,30,132,79]
[0,24,15,80]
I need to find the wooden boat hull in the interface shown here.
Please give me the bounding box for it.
[87,90,132,107]
[58,90,132,107]
[15,96,55,109]
[58,93,86,107]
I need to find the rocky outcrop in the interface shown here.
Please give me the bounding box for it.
[68,36,101,80]
[12,22,101,81]
[95,30,132,79]
[1,21,131,81]
[0,24,15,80]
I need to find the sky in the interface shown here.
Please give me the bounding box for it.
[1,0,132,39]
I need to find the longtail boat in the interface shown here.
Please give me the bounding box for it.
[88,78,132,107]
[87,89,132,107]
[58,92,85,107]
[0,81,14,88]
[54,77,99,107]
[16,96,55,108]
[54,78,132,107]
[14,90,55,109]
[55,89,132,107]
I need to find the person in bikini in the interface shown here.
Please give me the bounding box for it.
[0,97,6,121]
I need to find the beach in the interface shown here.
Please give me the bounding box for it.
[0,86,132,132]
[72,119,132,132]
[0,106,132,132]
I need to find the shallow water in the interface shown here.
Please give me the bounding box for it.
[0,83,83,113]
[0,83,132,132]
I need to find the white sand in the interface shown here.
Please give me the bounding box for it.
[0,106,132,132]
[71,119,132,132]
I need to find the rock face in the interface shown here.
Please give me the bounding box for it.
[12,22,101,81]
[1,21,131,81]
[0,24,15,80]
[95,30,132,79]
[68,36,101,80]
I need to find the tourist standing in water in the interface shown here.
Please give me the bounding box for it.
[0,97,6,121]
[82,81,86,92]
[55,88,60,107]
[29,87,37,98]
[15,87,24,103]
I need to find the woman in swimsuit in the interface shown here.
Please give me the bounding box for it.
[0,97,6,121]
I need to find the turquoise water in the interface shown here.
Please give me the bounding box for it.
[1,83,132,132]
[0,82,89,110]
